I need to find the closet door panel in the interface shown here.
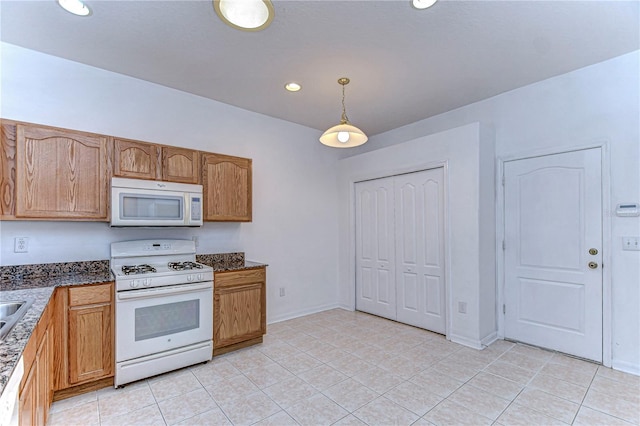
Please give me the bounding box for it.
[355,177,396,320]
[395,168,446,334]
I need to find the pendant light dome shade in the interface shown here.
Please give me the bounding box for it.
[320,78,368,148]
[320,123,368,148]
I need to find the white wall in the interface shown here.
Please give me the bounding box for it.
[0,42,343,323]
[341,51,640,374]
[337,123,496,349]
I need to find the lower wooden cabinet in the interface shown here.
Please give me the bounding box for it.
[67,283,114,385]
[213,268,266,354]
[16,282,114,425]
[19,305,53,426]
[53,283,114,398]
[34,329,51,426]
[18,366,36,426]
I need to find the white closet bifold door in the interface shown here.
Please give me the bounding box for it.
[355,168,445,334]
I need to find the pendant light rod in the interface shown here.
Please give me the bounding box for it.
[339,77,350,124]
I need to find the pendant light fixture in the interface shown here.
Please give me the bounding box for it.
[320,78,368,148]
[213,0,274,31]
[412,0,437,10]
[58,0,91,16]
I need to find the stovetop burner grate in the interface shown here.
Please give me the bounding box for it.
[121,264,157,275]
[168,261,203,271]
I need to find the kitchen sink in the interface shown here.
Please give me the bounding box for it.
[0,299,33,341]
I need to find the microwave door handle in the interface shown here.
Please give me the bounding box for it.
[117,282,212,301]
[185,193,191,225]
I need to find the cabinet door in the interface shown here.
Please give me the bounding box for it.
[162,147,200,184]
[202,154,252,222]
[113,138,159,180]
[15,124,109,219]
[35,328,50,426]
[1,122,17,218]
[214,269,266,348]
[18,366,36,426]
[68,303,113,384]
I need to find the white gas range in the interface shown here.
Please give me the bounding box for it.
[110,239,213,387]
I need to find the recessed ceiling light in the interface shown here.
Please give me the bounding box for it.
[285,82,301,92]
[213,0,274,31]
[58,0,91,16]
[412,0,437,10]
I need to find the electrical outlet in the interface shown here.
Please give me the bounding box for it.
[279,287,285,297]
[458,301,467,314]
[622,236,640,251]
[14,237,29,253]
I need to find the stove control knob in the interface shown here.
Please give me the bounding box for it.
[187,275,194,282]
[143,279,151,287]
[197,273,203,281]
[131,280,139,288]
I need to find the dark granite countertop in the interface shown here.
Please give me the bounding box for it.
[196,254,268,271]
[0,253,266,397]
[209,260,268,272]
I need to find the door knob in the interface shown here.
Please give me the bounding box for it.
[588,262,598,269]
[589,248,598,255]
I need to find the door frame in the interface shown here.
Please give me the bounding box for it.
[496,142,611,367]
[348,160,451,340]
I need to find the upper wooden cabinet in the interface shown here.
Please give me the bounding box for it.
[1,120,252,222]
[202,153,252,222]
[112,138,159,180]
[1,123,17,218]
[162,146,200,184]
[15,124,110,220]
[113,139,200,184]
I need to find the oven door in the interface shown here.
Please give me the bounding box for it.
[115,282,213,362]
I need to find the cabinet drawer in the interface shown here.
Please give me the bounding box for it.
[215,268,265,288]
[69,283,112,307]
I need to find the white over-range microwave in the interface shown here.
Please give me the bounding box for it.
[111,177,203,227]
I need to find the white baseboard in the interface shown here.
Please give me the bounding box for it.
[611,359,640,376]
[337,303,354,311]
[267,303,341,324]
[481,332,499,348]
[450,333,483,350]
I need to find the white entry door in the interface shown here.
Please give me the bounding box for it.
[395,168,446,333]
[504,148,603,361]
[355,177,396,320]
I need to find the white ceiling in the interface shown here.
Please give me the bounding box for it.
[1,1,638,137]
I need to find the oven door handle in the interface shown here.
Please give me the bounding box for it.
[117,282,212,300]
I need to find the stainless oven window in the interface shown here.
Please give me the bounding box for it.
[134,299,200,341]
[121,194,184,220]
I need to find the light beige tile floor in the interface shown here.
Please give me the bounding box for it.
[47,308,640,426]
